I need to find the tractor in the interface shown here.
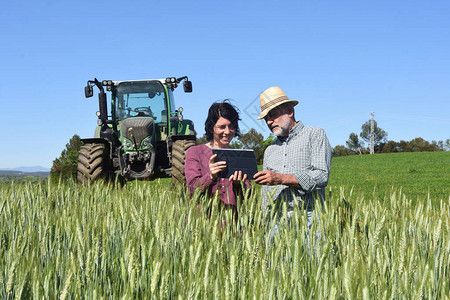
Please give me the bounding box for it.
[77,76,196,184]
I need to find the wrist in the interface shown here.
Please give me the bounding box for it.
[283,174,301,188]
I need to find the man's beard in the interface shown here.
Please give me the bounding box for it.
[271,122,290,137]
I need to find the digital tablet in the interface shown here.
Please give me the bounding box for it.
[212,148,258,180]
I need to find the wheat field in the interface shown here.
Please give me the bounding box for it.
[0,179,449,299]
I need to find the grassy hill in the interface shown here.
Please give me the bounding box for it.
[328,151,450,203]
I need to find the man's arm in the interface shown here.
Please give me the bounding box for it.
[293,128,332,191]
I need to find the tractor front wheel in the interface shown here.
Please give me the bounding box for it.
[171,139,195,184]
[77,143,112,184]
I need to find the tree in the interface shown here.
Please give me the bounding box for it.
[51,134,82,181]
[238,128,264,149]
[432,140,444,151]
[382,138,444,153]
[407,137,443,152]
[360,119,388,150]
[229,140,243,149]
[256,134,277,164]
[261,134,276,148]
[333,145,355,156]
[346,133,363,154]
[381,141,400,153]
[398,140,410,152]
[238,128,265,164]
[445,139,450,151]
[196,134,208,145]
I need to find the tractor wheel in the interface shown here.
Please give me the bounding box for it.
[171,139,195,184]
[77,143,112,184]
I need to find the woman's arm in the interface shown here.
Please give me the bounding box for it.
[185,147,215,194]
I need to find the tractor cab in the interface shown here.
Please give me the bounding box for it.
[112,80,169,122]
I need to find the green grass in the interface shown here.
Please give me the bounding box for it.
[0,152,449,298]
[328,151,450,204]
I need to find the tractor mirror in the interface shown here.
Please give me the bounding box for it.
[85,85,93,98]
[183,80,192,93]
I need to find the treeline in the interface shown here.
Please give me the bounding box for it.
[0,176,47,184]
[335,138,450,156]
[334,118,450,156]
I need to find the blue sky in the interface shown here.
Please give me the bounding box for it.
[1,0,449,169]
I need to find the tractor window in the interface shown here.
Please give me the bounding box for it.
[114,81,167,122]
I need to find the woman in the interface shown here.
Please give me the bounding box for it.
[185,101,251,219]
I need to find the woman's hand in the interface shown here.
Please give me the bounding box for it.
[209,154,227,180]
[229,170,248,185]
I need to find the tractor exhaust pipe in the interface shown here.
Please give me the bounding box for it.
[93,78,108,122]
[86,78,108,123]
[98,89,108,122]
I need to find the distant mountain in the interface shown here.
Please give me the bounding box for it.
[0,166,51,172]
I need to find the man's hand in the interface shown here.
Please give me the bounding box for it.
[254,171,301,188]
[253,170,283,185]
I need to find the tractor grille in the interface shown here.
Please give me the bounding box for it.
[121,117,153,146]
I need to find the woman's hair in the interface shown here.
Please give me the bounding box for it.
[204,100,241,141]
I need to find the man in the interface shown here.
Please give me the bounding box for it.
[254,86,333,229]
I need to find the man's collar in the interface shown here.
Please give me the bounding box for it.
[289,121,304,136]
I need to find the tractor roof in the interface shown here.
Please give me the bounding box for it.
[112,79,166,86]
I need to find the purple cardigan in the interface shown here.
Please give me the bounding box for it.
[185,144,251,205]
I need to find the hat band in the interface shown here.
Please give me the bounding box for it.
[261,95,289,112]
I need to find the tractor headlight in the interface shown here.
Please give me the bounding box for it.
[141,136,152,150]
[123,138,134,151]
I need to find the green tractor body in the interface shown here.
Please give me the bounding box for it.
[78,77,196,184]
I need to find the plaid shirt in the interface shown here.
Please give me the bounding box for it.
[261,121,333,212]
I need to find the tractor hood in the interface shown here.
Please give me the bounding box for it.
[121,117,154,150]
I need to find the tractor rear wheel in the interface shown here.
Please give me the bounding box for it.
[171,139,195,184]
[77,143,112,184]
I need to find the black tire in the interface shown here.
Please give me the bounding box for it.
[172,139,195,184]
[77,143,112,184]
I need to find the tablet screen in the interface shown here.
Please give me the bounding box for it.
[212,148,258,180]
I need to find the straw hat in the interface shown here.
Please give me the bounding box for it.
[257,87,298,119]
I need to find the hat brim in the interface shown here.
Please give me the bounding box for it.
[257,99,298,120]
